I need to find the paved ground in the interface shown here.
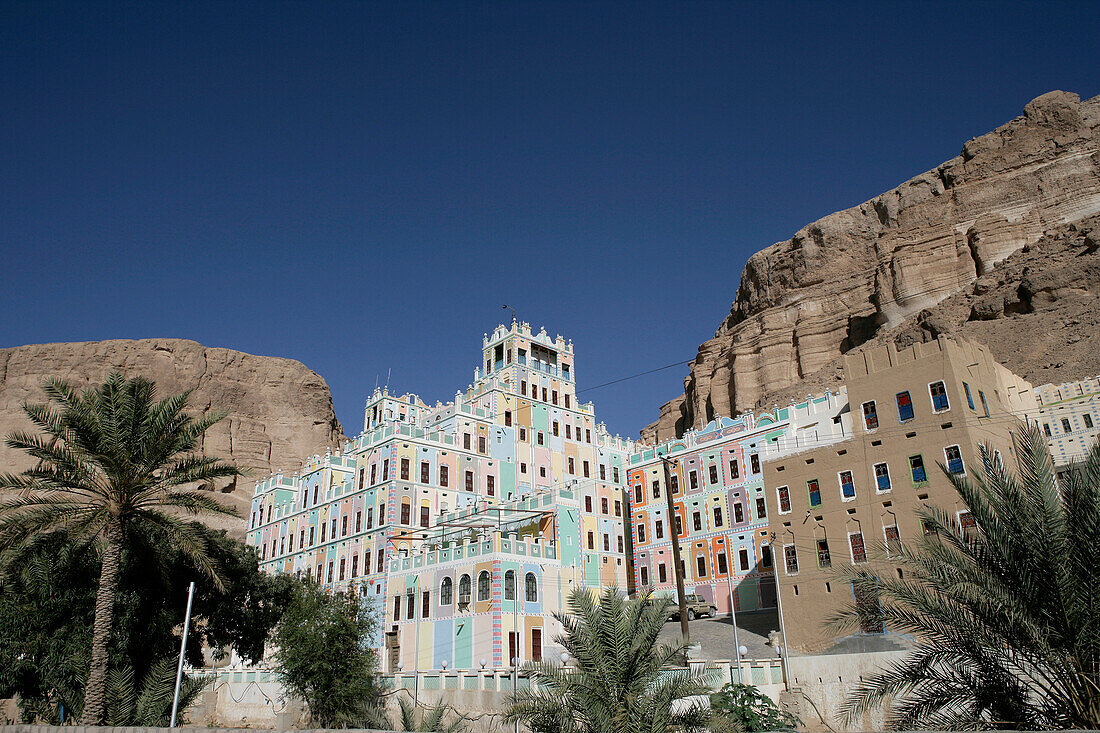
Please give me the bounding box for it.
[657,609,787,661]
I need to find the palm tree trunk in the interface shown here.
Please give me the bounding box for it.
[81,519,123,724]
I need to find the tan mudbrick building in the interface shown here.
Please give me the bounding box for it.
[763,337,1036,652]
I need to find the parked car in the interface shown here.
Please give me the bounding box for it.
[666,593,717,621]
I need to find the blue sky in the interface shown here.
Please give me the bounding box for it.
[1,1,1097,438]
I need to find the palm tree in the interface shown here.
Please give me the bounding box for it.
[394,696,467,732]
[831,427,1100,729]
[0,373,242,724]
[504,586,712,733]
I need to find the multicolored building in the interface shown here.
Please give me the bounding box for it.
[1033,375,1100,466]
[625,392,849,617]
[246,322,639,671]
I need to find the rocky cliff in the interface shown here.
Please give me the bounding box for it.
[643,90,1100,441]
[0,339,344,522]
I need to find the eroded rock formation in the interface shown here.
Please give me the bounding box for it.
[0,339,344,523]
[643,90,1100,441]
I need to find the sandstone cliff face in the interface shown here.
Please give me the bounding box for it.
[0,339,344,521]
[644,90,1100,441]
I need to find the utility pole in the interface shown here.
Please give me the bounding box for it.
[661,456,690,644]
[170,581,196,728]
[768,532,791,688]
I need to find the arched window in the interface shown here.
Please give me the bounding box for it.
[525,572,538,602]
[459,574,472,604]
[477,570,491,601]
[440,576,453,605]
[504,570,516,600]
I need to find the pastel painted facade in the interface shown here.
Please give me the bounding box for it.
[246,322,639,672]
[1033,375,1100,466]
[626,391,850,616]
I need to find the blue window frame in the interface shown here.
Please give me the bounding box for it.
[909,454,927,483]
[930,381,950,412]
[896,391,914,422]
[874,463,891,492]
[807,479,822,508]
[979,391,990,417]
[945,445,965,475]
[963,382,975,410]
[838,470,855,499]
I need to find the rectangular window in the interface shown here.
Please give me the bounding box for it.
[896,391,914,422]
[613,467,620,482]
[709,465,719,484]
[714,506,724,526]
[944,445,965,475]
[565,394,570,407]
[750,454,760,474]
[355,510,362,532]
[351,555,359,577]
[420,461,430,483]
[320,523,326,542]
[637,524,646,543]
[692,511,702,531]
[463,434,471,449]
[689,471,699,490]
[807,479,822,507]
[1061,418,1071,433]
[479,435,486,453]
[696,556,707,577]
[839,470,855,499]
[487,475,495,496]
[729,459,740,479]
[565,424,572,439]
[761,545,773,569]
[963,382,975,410]
[909,455,927,483]
[600,497,608,514]
[383,459,389,480]
[652,480,660,498]
[675,515,683,535]
[366,507,373,529]
[884,525,901,557]
[930,381,949,412]
[370,463,377,485]
[537,431,544,446]
[465,471,474,491]
[587,531,594,549]
[817,539,831,568]
[400,458,410,480]
[519,427,527,441]
[603,534,610,551]
[600,464,606,480]
[849,532,868,564]
[670,475,679,493]
[655,520,664,539]
[862,401,879,430]
[504,410,512,426]
[586,429,591,443]
[634,484,642,503]
[377,549,384,572]
[874,462,891,492]
[756,496,767,518]
[394,595,401,621]
[1085,414,1094,429]
[585,496,592,513]
[658,564,667,583]
[614,500,621,516]
[420,506,429,528]
[439,465,448,487]
[738,548,750,571]
[359,467,365,490]
[339,558,345,581]
[552,390,558,405]
[583,460,590,478]
[717,552,728,574]
[784,545,798,575]
[958,511,976,530]
[423,590,430,618]
[406,591,415,620]
[777,486,791,513]
[341,515,348,536]
[1043,422,1052,437]
[552,421,559,437]
[400,502,410,525]
[733,503,744,524]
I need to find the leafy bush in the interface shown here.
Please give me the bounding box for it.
[709,683,800,732]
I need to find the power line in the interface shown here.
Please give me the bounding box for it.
[576,360,694,395]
